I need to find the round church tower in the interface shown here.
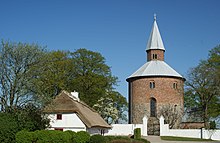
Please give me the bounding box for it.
[126,16,185,124]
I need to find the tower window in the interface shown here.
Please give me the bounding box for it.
[173,82,177,89]
[153,54,158,59]
[150,81,155,89]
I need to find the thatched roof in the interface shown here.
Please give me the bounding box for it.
[44,90,111,129]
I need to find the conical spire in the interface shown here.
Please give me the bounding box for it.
[146,15,165,51]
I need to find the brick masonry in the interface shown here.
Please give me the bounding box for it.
[147,49,164,61]
[128,76,184,124]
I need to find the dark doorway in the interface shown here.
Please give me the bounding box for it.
[150,98,156,117]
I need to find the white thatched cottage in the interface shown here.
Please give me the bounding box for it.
[44,90,111,134]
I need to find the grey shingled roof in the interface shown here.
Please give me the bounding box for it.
[127,61,183,79]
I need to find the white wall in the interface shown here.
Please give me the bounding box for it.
[47,113,86,132]
[105,124,135,136]
[105,116,148,136]
[160,116,220,141]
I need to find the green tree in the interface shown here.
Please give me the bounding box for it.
[14,103,50,131]
[69,48,118,107]
[93,96,119,124]
[29,50,73,104]
[0,112,18,143]
[0,104,49,143]
[93,91,128,124]
[0,40,45,111]
[185,45,220,128]
[110,91,128,123]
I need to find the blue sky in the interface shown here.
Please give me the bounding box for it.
[0,0,220,99]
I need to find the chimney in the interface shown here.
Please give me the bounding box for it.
[71,91,80,102]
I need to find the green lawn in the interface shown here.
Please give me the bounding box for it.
[161,136,213,141]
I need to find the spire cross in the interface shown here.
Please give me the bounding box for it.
[154,14,157,21]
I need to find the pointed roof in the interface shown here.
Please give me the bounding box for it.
[44,90,111,129]
[146,15,165,51]
[127,61,183,80]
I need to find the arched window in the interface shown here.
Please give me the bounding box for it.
[173,82,177,89]
[150,81,155,89]
[150,98,157,117]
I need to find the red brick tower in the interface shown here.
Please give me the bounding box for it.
[126,16,185,127]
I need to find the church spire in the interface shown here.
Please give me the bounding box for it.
[146,15,165,51]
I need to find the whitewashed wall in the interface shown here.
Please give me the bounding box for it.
[160,116,220,141]
[47,113,86,132]
[105,116,148,136]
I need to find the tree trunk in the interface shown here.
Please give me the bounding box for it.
[204,104,209,129]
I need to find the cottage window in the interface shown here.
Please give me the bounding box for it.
[55,128,63,131]
[57,114,62,120]
[150,81,155,89]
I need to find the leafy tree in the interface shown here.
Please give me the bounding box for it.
[158,104,183,129]
[14,103,50,131]
[93,96,119,124]
[0,40,45,111]
[0,105,49,143]
[29,50,73,104]
[109,91,128,123]
[185,45,220,128]
[69,48,118,107]
[0,112,19,143]
[93,91,128,124]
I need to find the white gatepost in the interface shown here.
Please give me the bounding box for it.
[142,116,148,136]
[160,115,165,136]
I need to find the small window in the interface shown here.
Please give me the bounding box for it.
[173,83,177,89]
[55,128,63,131]
[57,114,62,120]
[153,54,158,59]
[150,81,155,89]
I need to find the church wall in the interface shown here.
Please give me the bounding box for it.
[129,77,184,124]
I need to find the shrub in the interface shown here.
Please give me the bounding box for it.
[0,113,19,143]
[134,128,141,139]
[36,130,73,143]
[105,136,130,141]
[64,130,77,143]
[210,121,216,129]
[90,134,106,143]
[16,130,36,143]
[73,131,90,143]
[105,136,132,143]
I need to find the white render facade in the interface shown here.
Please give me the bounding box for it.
[47,113,86,132]
[44,91,111,135]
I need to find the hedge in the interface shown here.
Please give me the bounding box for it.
[16,130,79,143]
[90,134,107,143]
[16,130,149,143]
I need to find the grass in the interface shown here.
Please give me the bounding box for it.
[161,136,213,141]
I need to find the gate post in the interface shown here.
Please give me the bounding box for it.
[142,115,148,136]
[160,115,165,136]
